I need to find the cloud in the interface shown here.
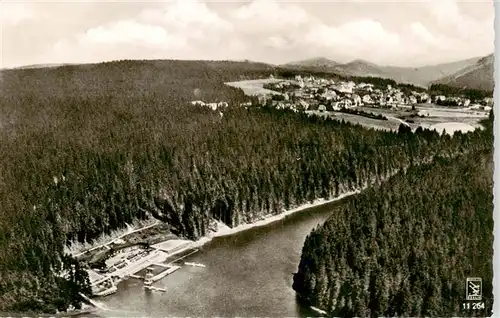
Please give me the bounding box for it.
[425,0,493,40]
[83,20,182,48]
[138,0,233,43]
[140,0,231,30]
[6,0,494,68]
[265,36,290,49]
[232,0,310,34]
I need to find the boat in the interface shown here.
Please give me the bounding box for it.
[184,262,206,268]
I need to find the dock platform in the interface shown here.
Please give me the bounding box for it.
[151,265,181,282]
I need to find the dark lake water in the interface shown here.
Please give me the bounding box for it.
[88,198,349,317]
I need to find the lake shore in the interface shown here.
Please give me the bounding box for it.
[85,189,362,287]
[192,189,361,248]
[80,187,363,315]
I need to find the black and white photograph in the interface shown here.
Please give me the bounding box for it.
[0,0,495,317]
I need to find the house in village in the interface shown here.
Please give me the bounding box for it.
[191,100,227,111]
[357,83,374,91]
[276,102,286,109]
[337,82,354,94]
[191,100,205,106]
[409,96,418,105]
[352,94,362,107]
[299,100,310,110]
[331,102,341,111]
[434,95,446,103]
[207,103,218,111]
[393,92,404,104]
[379,96,387,107]
[385,95,394,106]
[339,98,354,108]
[318,105,327,112]
[483,97,494,106]
[419,92,429,102]
[362,94,374,105]
[322,90,337,101]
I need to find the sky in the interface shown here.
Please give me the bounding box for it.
[0,0,495,68]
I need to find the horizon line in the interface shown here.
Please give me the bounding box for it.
[3,52,494,71]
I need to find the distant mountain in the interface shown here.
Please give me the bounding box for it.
[281,56,485,88]
[338,59,388,78]
[432,54,494,92]
[285,57,341,69]
[9,63,75,70]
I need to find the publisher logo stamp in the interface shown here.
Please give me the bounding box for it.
[466,277,482,301]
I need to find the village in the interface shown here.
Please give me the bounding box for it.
[259,75,493,113]
[199,75,493,115]
[200,75,492,134]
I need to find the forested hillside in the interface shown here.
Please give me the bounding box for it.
[433,54,494,92]
[0,60,492,313]
[429,84,492,101]
[293,121,493,317]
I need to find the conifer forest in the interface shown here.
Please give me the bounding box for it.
[0,60,493,315]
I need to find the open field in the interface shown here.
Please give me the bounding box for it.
[225,78,284,96]
[339,104,488,134]
[429,122,477,135]
[307,111,398,132]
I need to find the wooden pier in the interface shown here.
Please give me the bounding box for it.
[150,265,181,282]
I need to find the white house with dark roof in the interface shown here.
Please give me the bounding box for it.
[362,94,373,105]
